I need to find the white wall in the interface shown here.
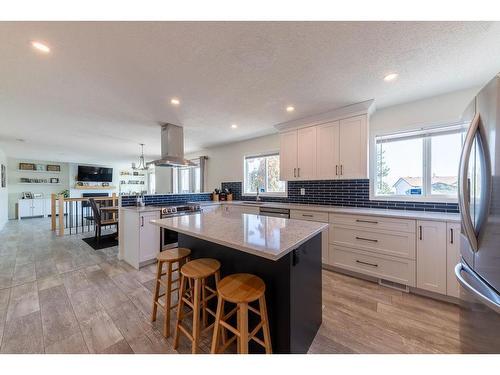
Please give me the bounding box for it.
[0,148,8,229]
[370,86,479,135]
[186,134,280,192]
[7,158,70,220]
[187,87,479,192]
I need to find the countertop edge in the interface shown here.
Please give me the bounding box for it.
[150,218,328,261]
[191,201,461,222]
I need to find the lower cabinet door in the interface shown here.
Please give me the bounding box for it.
[139,212,160,263]
[18,199,33,219]
[32,199,45,217]
[416,220,447,294]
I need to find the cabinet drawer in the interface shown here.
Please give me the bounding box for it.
[290,210,329,223]
[330,225,416,259]
[329,213,416,233]
[330,245,416,287]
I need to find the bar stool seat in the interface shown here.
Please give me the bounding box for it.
[211,273,272,354]
[151,247,191,337]
[157,247,191,262]
[174,258,221,353]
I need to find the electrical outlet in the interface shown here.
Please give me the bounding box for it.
[300,188,305,196]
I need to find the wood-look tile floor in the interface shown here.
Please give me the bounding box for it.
[0,218,466,354]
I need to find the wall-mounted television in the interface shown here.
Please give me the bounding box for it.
[77,166,113,182]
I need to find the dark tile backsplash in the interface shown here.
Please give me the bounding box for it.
[121,193,212,207]
[221,180,459,213]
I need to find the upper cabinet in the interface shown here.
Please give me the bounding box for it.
[279,130,298,180]
[279,114,368,181]
[338,115,368,179]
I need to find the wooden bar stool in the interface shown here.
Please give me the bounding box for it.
[174,258,221,353]
[211,273,272,354]
[151,247,191,337]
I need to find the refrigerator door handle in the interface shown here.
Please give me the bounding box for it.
[458,112,480,252]
[455,262,500,314]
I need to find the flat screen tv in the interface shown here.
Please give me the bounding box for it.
[77,166,113,182]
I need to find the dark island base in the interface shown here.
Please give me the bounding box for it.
[178,233,323,354]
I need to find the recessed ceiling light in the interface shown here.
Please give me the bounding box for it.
[231,124,238,129]
[30,41,51,54]
[170,98,180,106]
[286,106,295,112]
[16,138,25,142]
[383,73,398,82]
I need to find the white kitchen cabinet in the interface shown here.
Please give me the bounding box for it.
[338,115,368,179]
[446,222,462,298]
[416,220,447,294]
[279,130,298,181]
[296,127,317,179]
[316,121,340,179]
[279,114,368,181]
[290,209,329,265]
[139,211,161,263]
[122,209,160,269]
[18,199,45,220]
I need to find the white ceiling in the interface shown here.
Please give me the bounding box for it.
[1,21,500,165]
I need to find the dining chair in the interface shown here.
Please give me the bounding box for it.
[88,198,118,245]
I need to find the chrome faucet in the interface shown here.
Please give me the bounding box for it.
[256,188,262,202]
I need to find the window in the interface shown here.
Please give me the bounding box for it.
[173,159,202,194]
[373,124,467,201]
[243,153,286,196]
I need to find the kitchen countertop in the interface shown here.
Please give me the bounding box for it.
[150,210,328,261]
[192,200,461,223]
[119,206,165,213]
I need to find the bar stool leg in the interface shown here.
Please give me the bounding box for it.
[173,274,186,350]
[210,294,224,354]
[238,303,249,354]
[151,260,162,322]
[192,278,201,354]
[201,278,208,327]
[259,295,272,354]
[163,261,173,337]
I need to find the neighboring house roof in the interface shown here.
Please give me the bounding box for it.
[393,176,458,188]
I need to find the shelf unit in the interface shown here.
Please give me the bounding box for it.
[18,183,61,185]
[17,169,61,174]
[74,185,116,190]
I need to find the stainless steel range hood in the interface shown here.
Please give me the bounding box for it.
[147,123,196,168]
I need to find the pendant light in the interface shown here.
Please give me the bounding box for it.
[132,143,148,170]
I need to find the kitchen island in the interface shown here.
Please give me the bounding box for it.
[151,209,328,354]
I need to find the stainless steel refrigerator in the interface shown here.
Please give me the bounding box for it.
[456,74,500,353]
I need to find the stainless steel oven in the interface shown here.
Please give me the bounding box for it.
[159,204,202,250]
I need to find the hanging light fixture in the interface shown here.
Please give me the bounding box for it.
[132,143,148,170]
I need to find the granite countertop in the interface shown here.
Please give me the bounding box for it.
[192,200,461,223]
[150,210,328,261]
[119,206,163,213]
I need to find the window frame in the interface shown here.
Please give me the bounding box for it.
[242,151,288,197]
[370,122,468,203]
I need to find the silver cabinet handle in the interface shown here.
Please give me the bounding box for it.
[297,167,300,177]
[355,236,378,243]
[335,165,338,175]
[450,228,454,244]
[356,259,378,267]
[458,111,480,252]
[356,219,378,224]
[141,216,144,227]
[302,214,314,218]
[293,168,296,178]
[419,225,422,240]
[340,165,343,175]
[455,262,500,314]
